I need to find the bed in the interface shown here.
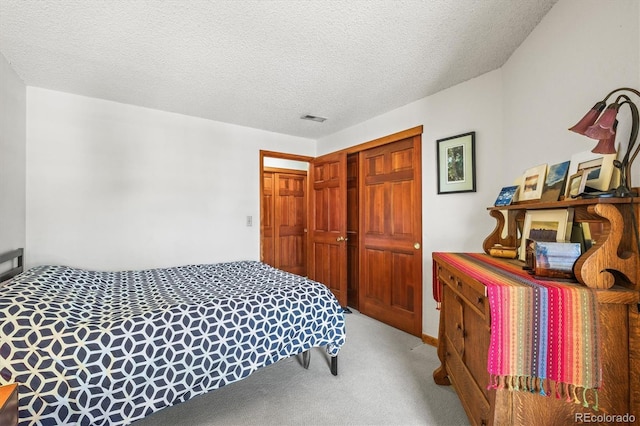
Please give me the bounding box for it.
[0,249,345,425]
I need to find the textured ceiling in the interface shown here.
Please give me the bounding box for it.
[0,0,557,139]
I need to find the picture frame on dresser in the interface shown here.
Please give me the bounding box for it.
[567,150,617,192]
[540,160,570,202]
[436,132,476,194]
[493,185,519,207]
[565,170,586,199]
[518,163,547,202]
[518,208,574,261]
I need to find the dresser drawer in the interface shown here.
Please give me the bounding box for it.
[0,383,18,426]
[446,342,490,426]
[438,264,488,319]
[442,285,464,356]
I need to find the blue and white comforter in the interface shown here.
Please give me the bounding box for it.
[0,261,345,425]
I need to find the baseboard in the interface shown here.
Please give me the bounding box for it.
[421,334,438,347]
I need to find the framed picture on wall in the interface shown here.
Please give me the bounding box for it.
[437,132,476,194]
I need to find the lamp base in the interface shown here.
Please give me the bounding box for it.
[577,191,617,199]
[577,186,638,198]
[614,185,638,198]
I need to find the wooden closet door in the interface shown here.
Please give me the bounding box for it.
[359,136,422,336]
[308,152,348,307]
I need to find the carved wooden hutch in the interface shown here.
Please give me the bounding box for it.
[433,198,640,425]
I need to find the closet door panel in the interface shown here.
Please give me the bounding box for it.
[309,152,348,306]
[359,136,422,336]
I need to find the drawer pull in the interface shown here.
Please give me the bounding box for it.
[476,296,484,305]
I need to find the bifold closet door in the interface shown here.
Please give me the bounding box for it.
[359,136,423,336]
[308,152,348,307]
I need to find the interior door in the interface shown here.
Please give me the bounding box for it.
[261,171,275,266]
[359,135,422,336]
[274,171,307,276]
[308,151,348,307]
[261,169,307,276]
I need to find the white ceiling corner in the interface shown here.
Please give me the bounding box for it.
[0,0,558,139]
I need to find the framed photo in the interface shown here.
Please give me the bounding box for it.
[567,150,617,192]
[518,164,547,202]
[519,208,574,260]
[540,161,570,202]
[494,185,519,207]
[437,132,476,194]
[565,171,586,199]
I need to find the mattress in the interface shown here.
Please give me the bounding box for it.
[0,260,346,425]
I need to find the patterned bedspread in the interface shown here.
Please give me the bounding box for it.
[0,261,346,425]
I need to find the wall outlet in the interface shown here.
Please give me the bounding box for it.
[246,215,252,227]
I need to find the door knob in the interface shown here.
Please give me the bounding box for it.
[414,242,421,249]
[336,236,345,242]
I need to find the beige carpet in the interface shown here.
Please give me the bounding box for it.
[133,309,469,426]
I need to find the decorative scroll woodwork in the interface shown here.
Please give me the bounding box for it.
[484,198,639,290]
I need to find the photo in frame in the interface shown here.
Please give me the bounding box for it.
[494,185,519,207]
[518,164,547,202]
[566,150,617,193]
[519,208,574,261]
[437,132,476,194]
[540,160,570,202]
[565,171,587,199]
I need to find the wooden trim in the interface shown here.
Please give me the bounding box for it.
[263,167,307,175]
[342,125,423,155]
[422,334,438,347]
[260,150,314,163]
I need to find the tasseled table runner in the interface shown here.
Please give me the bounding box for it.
[433,252,602,409]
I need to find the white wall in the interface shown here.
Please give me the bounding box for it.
[502,0,640,182]
[26,88,315,270]
[0,53,26,260]
[316,0,640,338]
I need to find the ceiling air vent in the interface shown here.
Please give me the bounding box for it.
[300,114,327,123]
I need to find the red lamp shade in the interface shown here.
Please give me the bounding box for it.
[569,101,606,135]
[590,120,618,154]
[585,103,620,140]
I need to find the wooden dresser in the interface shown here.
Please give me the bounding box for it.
[433,198,640,426]
[0,383,18,426]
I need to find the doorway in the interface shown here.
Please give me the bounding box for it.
[260,126,423,337]
[260,151,313,275]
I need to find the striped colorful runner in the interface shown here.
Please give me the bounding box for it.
[433,252,601,409]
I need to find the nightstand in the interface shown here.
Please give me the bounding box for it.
[0,384,18,426]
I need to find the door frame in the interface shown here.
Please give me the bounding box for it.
[259,150,313,267]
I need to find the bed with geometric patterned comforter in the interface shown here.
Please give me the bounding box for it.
[0,260,346,425]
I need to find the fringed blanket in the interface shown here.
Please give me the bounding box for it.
[433,252,601,409]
